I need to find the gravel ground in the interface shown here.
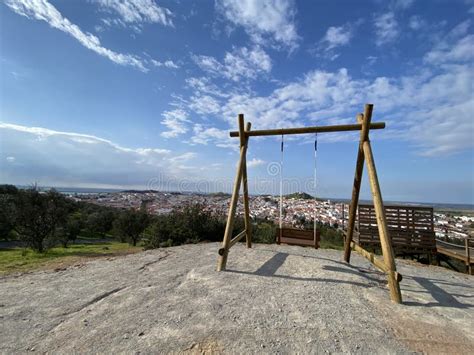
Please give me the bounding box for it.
[1,242,473,354]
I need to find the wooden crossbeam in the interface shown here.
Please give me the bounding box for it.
[229,122,385,137]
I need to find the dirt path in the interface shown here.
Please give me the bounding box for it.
[1,243,473,353]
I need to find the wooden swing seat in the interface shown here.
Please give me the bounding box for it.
[276,227,320,249]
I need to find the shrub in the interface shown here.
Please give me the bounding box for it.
[252,221,276,244]
[143,204,227,249]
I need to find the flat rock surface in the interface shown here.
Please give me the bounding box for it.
[1,243,473,354]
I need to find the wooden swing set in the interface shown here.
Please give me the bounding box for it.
[217,104,403,304]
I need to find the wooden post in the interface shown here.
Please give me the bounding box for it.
[362,140,402,304]
[343,105,373,262]
[465,238,471,274]
[217,114,249,271]
[241,121,252,248]
[341,203,345,232]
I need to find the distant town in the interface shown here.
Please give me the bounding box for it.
[67,190,474,243]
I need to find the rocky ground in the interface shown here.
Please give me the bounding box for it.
[1,242,473,354]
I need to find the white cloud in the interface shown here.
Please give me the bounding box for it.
[5,0,148,71]
[0,122,203,188]
[184,24,473,157]
[392,0,415,10]
[408,15,425,31]
[189,95,221,115]
[322,26,353,51]
[424,34,474,64]
[151,59,179,69]
[94,0,173,27]
[186,77,229,98]
[366,56,377,66]
[190,124,234,149]
[247,158,266,168]
[160,109,190,138]
[216,0,299,50]
[168,152,197,163]
[6,156,16,163]
[193,46,272,81]
[315,24,355,60]
[374,12,399,46]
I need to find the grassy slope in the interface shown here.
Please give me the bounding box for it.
[0,242,142,276]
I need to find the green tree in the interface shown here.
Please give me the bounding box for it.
[58,212,84,247]
[14,188,69,252]
[0,195,17,241]
[85,210,116,237]
[113,209,149,246]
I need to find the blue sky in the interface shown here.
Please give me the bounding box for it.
[0,0,473,204]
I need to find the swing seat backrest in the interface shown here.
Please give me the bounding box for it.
[276,228,320,248]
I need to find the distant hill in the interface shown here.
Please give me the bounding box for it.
[121,189,159,193]
[208,192,231,197]
[285,192,314,200]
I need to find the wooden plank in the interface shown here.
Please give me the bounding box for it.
[280,237,316,247]
[344,107,372,262]
[279,228,314,239]
[277,228,320,248]
[363,137,402,303]
[437,246,471,262]
[217,114,248,271]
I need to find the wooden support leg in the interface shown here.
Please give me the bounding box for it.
[217,114,249,271]
[241,122,252,248]
[363,140,402,304]
[343,105,373,262]
[465,238,471,275]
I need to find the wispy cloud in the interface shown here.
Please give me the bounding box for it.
[190,124,234,149]
[215,0,299,51]
[424,20,473,64]
[0,122,205,188]
[373,12,399,46]
[161,109,190,138]
[93,0,174,29]
[5,0,149,71]
[151,59,179,69]
[193,46,272,81]
[182,21,474,157]
[408,15,426,31]
[314,22,358,60]
[391,0,415,10]
[322,26,353,50]
[247,158,266,168]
